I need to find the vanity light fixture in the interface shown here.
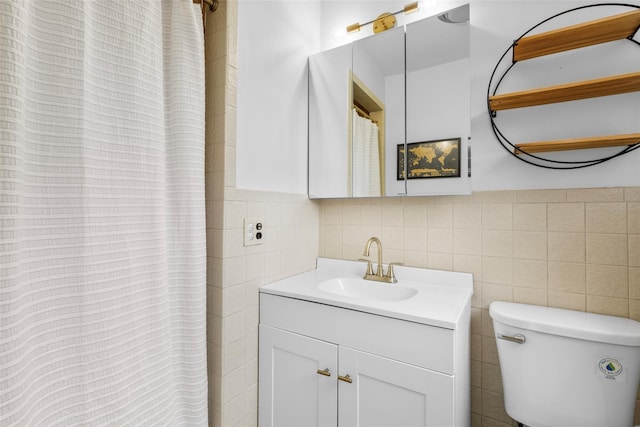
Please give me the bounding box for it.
[346,1,420,35]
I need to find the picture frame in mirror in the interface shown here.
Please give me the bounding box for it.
[397,137,461,180]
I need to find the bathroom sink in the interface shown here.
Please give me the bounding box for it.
[318,278,418,301]
[259,258,473,328]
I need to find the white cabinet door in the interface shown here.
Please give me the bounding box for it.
[338,346,454,427]
[259,324,338,427]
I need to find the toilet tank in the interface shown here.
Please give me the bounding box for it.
[490,301,640,427]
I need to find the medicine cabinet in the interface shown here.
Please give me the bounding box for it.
[308,4,471,199]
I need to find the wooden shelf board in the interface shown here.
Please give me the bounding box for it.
[514,133,640,155]
[514,9,640,61]
[489,72,640,111]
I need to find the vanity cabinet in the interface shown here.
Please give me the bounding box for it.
[258,292,468,427]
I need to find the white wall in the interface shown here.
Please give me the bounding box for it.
[236,0,320,194]
[236,0,640,194]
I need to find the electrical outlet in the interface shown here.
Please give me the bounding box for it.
[243,217,264,246]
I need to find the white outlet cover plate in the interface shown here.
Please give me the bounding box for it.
[244,217,264,246]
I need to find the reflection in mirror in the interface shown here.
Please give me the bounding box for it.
[405,4,471,195]
[308,43,352,198]
[351,27,405,197]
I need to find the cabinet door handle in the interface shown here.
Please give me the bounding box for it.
[316,368,331,377]
[338,374,352,383]
[498,333,526,344]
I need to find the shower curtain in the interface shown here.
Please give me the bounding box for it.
[0,1,207,425]
[352,109,381,197]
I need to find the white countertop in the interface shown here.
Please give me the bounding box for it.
[260,258,474,329]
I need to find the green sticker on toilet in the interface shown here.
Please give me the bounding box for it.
[599,357,623,380]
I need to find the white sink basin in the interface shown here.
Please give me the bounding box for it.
[259,258,473,328]
[318,278,418,301]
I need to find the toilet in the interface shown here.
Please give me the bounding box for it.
[489,301,640,427]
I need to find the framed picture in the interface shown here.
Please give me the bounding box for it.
[397,144,406,180]
[397,137,461,180]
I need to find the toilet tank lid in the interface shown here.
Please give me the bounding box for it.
[489,302,640,346]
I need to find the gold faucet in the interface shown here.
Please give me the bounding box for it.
[362,237,397,283]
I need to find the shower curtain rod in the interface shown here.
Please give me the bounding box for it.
[193,0,218,13]
[193,0,217,34]
[353,103,378,124]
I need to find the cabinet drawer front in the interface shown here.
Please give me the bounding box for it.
[260,293,454,374]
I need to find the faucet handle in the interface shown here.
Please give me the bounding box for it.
[384,262,402,283]
[357,258,374,276]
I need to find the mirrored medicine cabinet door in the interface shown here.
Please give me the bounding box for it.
[308,42,353,199]
[308,4,471,199]
[308,26,404,199]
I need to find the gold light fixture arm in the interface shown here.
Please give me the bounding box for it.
[404,1,419,14]
[347,22,362,34]
[346,1,419,35]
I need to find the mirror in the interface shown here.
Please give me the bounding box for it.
[309,43,352,198]
[352,27,405,197]
[308,5,471,199]
[405,4,471,196]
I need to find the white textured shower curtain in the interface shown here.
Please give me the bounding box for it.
[352,109,381,197]
[0,1,207,425]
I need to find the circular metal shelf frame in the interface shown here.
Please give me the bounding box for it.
[486,3,640,169]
